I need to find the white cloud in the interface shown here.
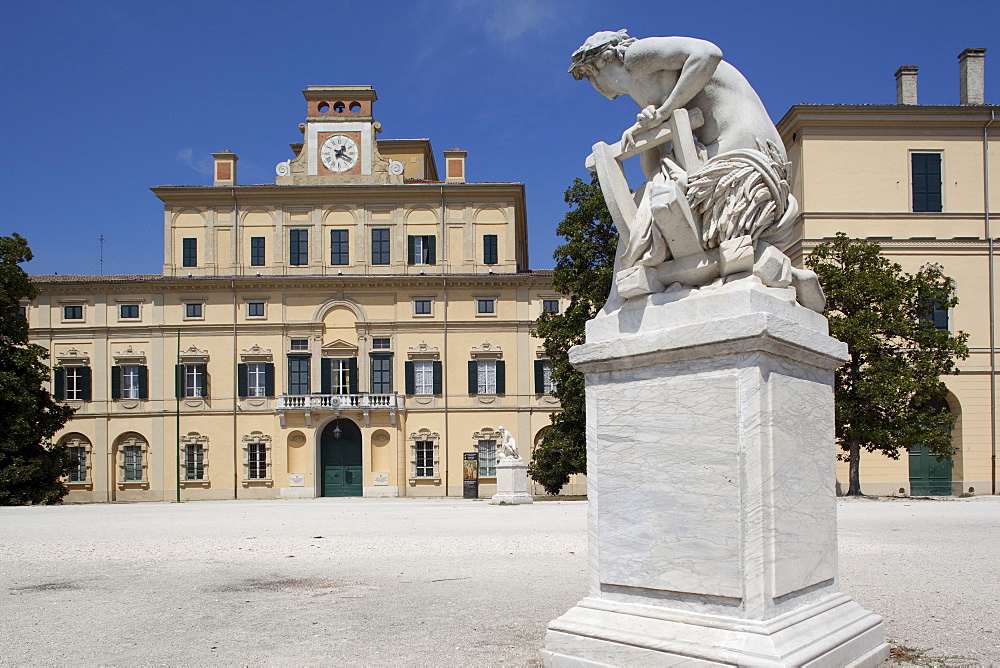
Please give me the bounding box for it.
[176,148,214,176]
[453,0,556,45]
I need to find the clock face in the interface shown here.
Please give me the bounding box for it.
[320,135,359,173]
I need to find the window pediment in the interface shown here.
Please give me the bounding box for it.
[114,345,147,365]
[241,344,272,363]
[322,339,359,357]
[179,345,209,363]
[408,341,440,360]
[56,348,90,366]
[470,341,503,360]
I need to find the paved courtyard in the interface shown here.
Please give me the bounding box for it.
[0,496,997,666]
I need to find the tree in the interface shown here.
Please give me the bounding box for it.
[0,234,76,505]
[529,174,618,494]
[806,233,969,496]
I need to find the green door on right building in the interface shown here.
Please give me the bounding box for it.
[908,443,953,496]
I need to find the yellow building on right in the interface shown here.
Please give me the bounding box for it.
[777,47,999,496]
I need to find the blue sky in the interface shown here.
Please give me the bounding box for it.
[1,0,998,275]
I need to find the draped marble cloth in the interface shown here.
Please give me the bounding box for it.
[620,138,798,269]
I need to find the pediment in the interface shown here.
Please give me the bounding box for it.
[322,339,359,356]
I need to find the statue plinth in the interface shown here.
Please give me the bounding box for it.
[540,281,888,667]
[490,458,533,505]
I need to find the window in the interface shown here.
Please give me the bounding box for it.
[371,354,393,394]
[247,301,265,318]
[63,305,83,320]
[535,359,556,394]
[468,359,506,395]
[414,298,432,316]
[912,152,942,213]
[182,238,197,267]
[330,229,349,265]
[250,237,266,266]
[56,366,92,401]
[123,445,143,482]
[322,358,357,394]
[405,360,442,395]
[372,337,391,350]
[67,446,88,482]
[186,444,205,481]
[415,441,435,477]
[477,360,496,394]
[288,356,310,395]
[478,440,497,477]
[484,234,498,265]
[407,235,436,265]
[247,442,268,480]
[923,301,949,331]
[17,305,26,320]
[119,304,139,319]
[371,228,390,265]
[185,302,203,319]
[245,363,270,397]
[289,229,308,265]
[176,363,208,398]
[121,365,141,399]
[290,338,309,351]
[542,299,560,314]
[477,298,495,315]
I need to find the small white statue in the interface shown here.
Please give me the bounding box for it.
[569,30,825,314]
[496,425,520,462]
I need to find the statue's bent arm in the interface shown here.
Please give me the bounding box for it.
[626,37,722,123]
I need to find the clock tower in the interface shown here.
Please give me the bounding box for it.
[275,85,404,185]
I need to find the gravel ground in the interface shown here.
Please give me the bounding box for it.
[0,496,997,667]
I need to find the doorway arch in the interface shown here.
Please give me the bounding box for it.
[320,418,363,497]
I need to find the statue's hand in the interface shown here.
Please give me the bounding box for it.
[636,105,666,130]
[621,123,641,150]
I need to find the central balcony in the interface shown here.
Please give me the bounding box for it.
[275,393,403,428]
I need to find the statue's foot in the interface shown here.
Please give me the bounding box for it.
[790,267,826,313]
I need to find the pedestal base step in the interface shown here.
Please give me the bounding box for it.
[490,492,533,505]
[540,594,888,667]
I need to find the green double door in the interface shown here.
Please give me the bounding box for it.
[320,419,363,497]
[909,443,953,496]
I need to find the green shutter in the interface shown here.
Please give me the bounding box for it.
[407,235,416,265]
[237,363,248,398]
[264,363,275,397]
[200,364,209,397]
[175,364,183,398]
[138,366,149,399]
[433,360,442,395]
[427,235,436,265]
[348,357,358,394]
[468,361,478,394]
[111,365,121,401]
[534,360,545,394]
[321,358,332,394]
[495,360,505,395]
[54,367,65,400]
[405,361,415,395]
[80,366,92,401]
[484,234,498,264]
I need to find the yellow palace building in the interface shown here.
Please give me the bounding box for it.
[778,49,1000,497]
[27,85,570,503]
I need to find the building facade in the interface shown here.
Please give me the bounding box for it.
[778,49,999,496]
[28,86,573,503]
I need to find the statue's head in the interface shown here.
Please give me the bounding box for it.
[568,29,635,80]
[497,425,506,433]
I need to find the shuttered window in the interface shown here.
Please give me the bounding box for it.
[912,153,942,213]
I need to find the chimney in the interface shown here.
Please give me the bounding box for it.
[212,150,238,186]
[895,65,919,105]
[443,148,467,183]
[959,48,987,105]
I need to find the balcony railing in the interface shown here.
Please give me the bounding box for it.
[276,393,403,410]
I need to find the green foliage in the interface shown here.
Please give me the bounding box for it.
[0,234,75,505]
[806,234,969,496]
[529,174,617,494]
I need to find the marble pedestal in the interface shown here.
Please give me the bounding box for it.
[491,458,533,505]
[540,281,888,667]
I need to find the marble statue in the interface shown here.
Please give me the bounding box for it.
[540,31,888,666]
[569,30,825,313]
[495,425,520,461]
